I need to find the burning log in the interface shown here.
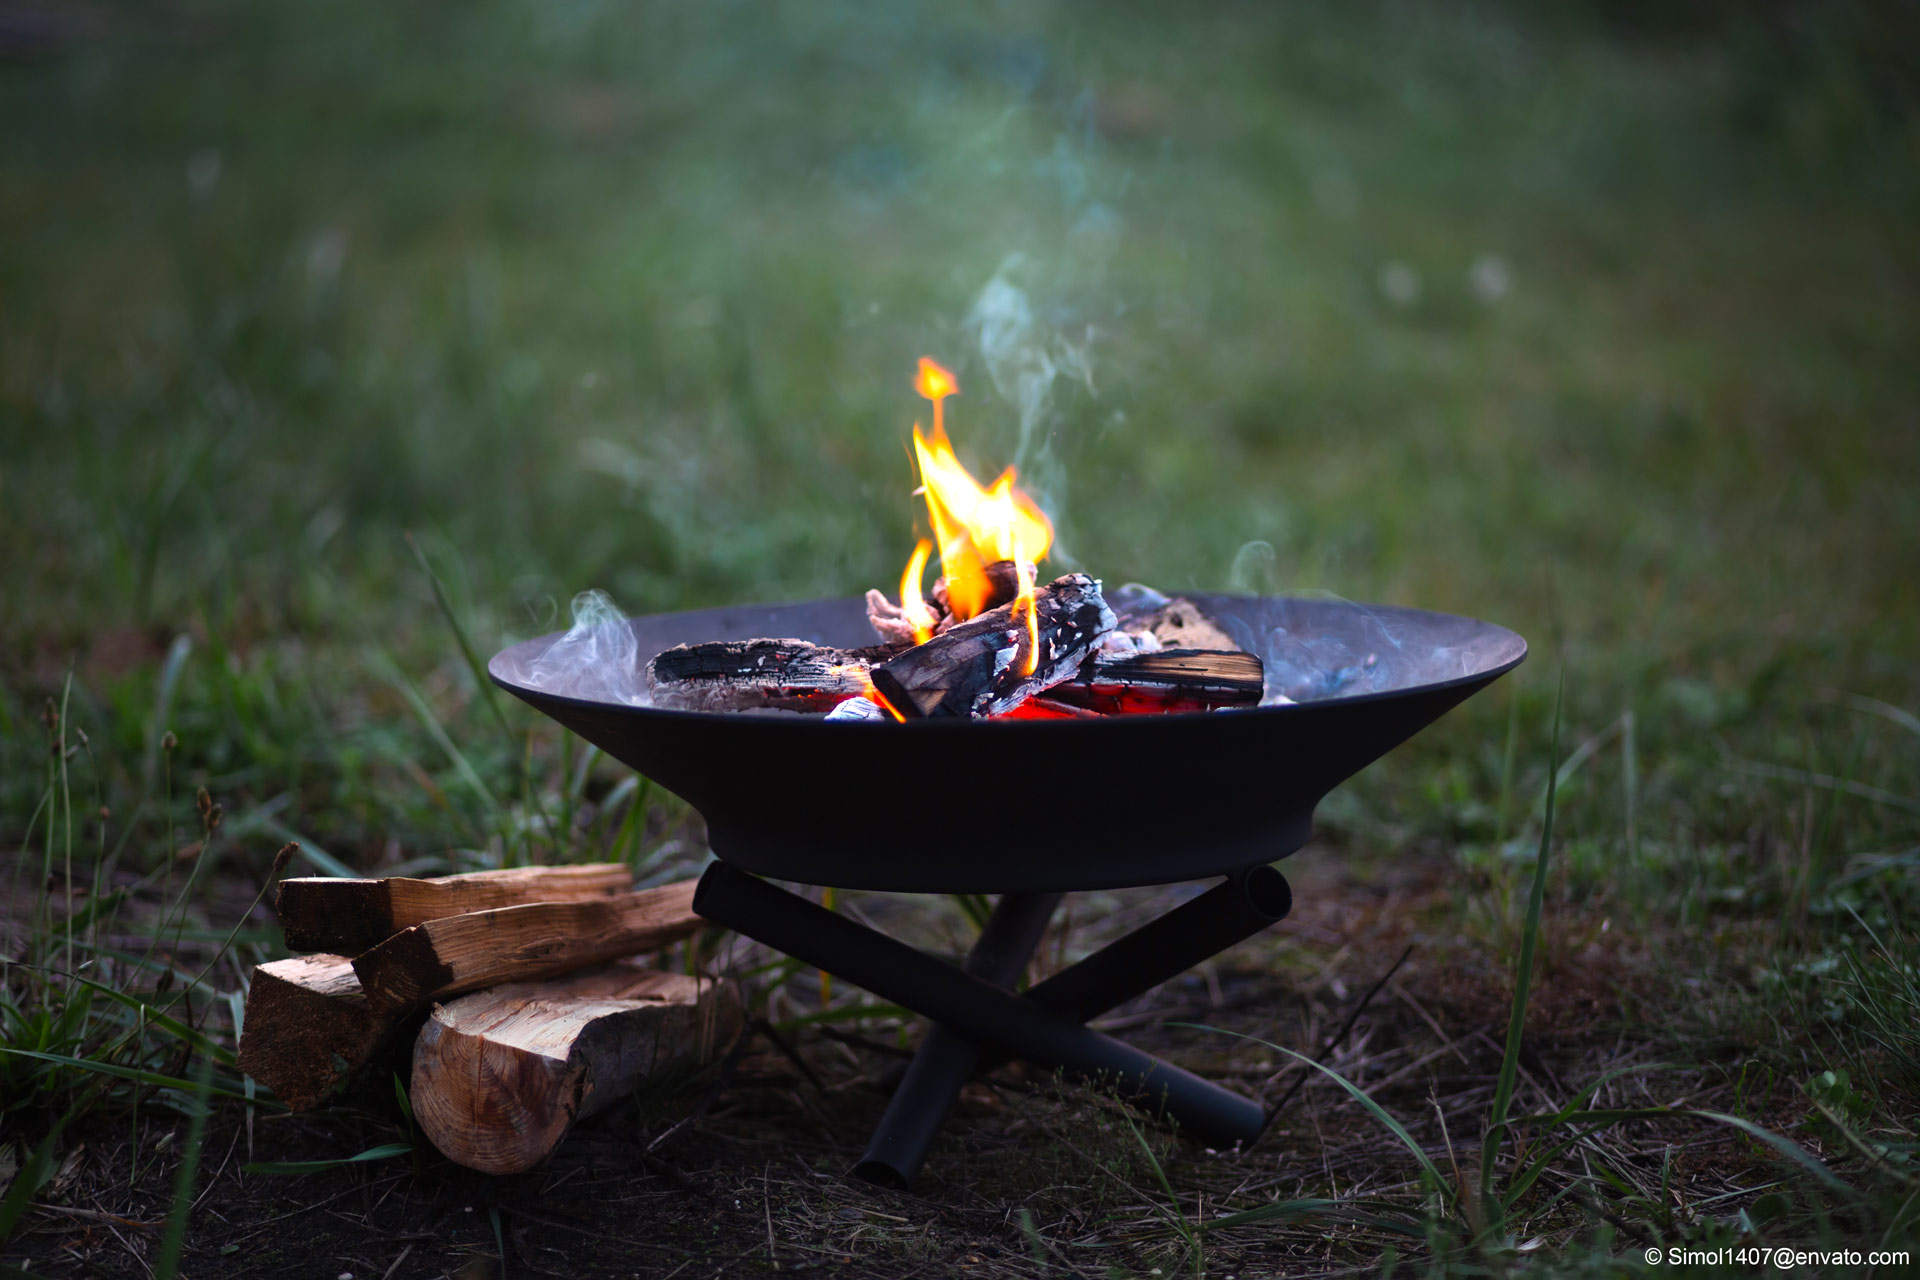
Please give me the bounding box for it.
[277,863,634,955]
[869,573,1116,719]
[868,560,1024,646]
[1049,648,1264,715]
[994,697,1104,720]
[646,639,887,713]
[236,955,401,1110]
[411,961,742,1174]
[352,881,705,1015]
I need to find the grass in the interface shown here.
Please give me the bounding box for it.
[2,0,1918,1275]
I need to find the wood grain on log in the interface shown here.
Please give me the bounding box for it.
[236,954,391,1110]
[1049,648,1265,715]
[646,639,889,713]
[411,960,741,1174]
[868,573,1116,719]
[277,863,633,955]
[352,881,704,1016]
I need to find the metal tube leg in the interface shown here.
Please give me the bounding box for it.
[971,865,1293,1074]
[694,863,1265,1147]
[854,892,1061,1188]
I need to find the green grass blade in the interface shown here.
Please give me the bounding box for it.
[1180,1026,1450,1195]
[143,634,194,790]
[153,1050,215,1280]
[0,1105,82,1243]
[1525,1108,1859,1200]
[406,531,515,744]
[367,648,501,820]
[66,976,238,1066]
[243,1142,413,1176]
[0,1049,260,1105]
[1481,667,1563,1199]
[237,817,357,878]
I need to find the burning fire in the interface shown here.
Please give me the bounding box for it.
[905,358,1054,643]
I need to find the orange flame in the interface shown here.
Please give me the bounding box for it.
[903,359,1053,626]
[899,538,937,645]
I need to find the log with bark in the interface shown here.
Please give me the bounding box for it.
[277,863,634,955]
[868,573,1116,719]
[646,639,890,713]
[410,960,742,1174]
[236,954,404,1110]
[351,880,705,1015]
[1048,648,1264,715]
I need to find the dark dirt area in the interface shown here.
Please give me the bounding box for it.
[4,845,1796,1280]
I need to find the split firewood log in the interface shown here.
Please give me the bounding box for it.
[410,960,742,1174]
[352,881,705,1016]
[236,954,403,1110]
[277,863,633,955]
[868,573,1116,719]
[646,639,890,713]
[1048,649,1264,715]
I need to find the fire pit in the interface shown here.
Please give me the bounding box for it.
[488,592,1523,1183]
[485,358,1526,1185]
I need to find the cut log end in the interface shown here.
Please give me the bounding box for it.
[236,955,377,1111]
[411,964,741,1174]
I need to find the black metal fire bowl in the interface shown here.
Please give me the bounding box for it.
[487,593,1526,894]
[489,592,1522,1184]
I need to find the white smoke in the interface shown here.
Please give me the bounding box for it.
[524,589,649,706]
[966,261,1096,466]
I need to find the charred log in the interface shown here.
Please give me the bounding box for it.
[932,560,1023,625]
[869,574,1116,719]
[1050,648,1264,715]
[646,639,890,713]
[994,696,1104,720]
[868,560,1024,645]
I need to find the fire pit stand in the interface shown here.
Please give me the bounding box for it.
[692,859,1296,1187]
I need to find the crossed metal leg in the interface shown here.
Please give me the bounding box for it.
[692,860,1294,1188]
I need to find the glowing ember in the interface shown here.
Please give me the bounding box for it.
[904,358,1053,626]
